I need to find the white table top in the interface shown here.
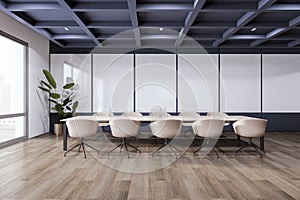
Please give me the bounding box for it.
[61,115,258,122]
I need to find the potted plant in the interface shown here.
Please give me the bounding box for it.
[38,69,78,136]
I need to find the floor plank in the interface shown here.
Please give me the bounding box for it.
[0,132,299,200]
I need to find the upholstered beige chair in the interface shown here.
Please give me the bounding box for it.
[207,112,229,137]
[121,112,143,118]
[150,119,182,158]
[233,119,267,158]
[108,119,141,158]
[192,119,225,158]
[178,112,200,135]
[93,111,114,132]
[150,111,171,119]
[64,119,99,158]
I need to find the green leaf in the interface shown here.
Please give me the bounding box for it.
[63,98,71,106]
[38,86,50,93]
[63,83,74,89]
[72,101,78,111]
[48,99,57,104]
[55,104,63,111]
[43,69,57,89]
[50,93,60,99]
[41,80,52,89]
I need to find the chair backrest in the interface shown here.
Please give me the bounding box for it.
[233,119,267,138]
[192,119,225,138]
[93,111,114,117]
[121,112,143,118]
[150,119,182,139]
[66,119,99,138]
[178,112,200,118]
[109,119,140,138]
[207,112,228,118]
[150,111,171,119]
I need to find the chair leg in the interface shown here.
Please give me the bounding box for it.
[64,143,81,157]
[126,143,141,153]
[107,138,140,158]
[213,147,220,158]
[193,147,201,155]
[81,142,87,159]
[84,142,100,154]
[152,143,167,158]
[152,139,181,158]
[235,142,249,154]
[168,145,178,159]
[216,147,225,154]
[235,138,264,158]
[107,143,123,155]
[251,143,263,158]
[124,143,130,158]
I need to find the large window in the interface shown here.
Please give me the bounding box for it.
[0,33,27,144]
[93,54,133,112]
[136,54,176,112]
[50,54,92,112]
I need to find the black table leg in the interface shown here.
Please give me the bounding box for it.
[260,136,265,153]
[63,124,67,151]
[237,134,241,146]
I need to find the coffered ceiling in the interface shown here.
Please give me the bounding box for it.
[1,0,299,49]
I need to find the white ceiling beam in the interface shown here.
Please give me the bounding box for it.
[34,21,79,28]
[213,0,277,47]
[250,16,300,47]
[127,0,141,47]
[0,2,64,47]
[6,2,61,11]
[175,0,206,47]
[266,4,300,11]
[288,40,300,47]
[53,34,91,40]
[72,2,128,11]
[56,0,101,46]
[137,3,192,11]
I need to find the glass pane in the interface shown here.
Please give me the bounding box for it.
[178,54,218,112]
[0,35,25,114]
[263,54,300,112]
[50,54,92,112]
[0,116,24,143]
[136,54,176,112]
[93,54,133,112]
[220,54,261,112]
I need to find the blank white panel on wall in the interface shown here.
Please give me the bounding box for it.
[136,54,176,112]
[50,54,91,112]
[220,54,261,112]
[93,54,133,112]
[263,54,300,112]
[178,54,218,112]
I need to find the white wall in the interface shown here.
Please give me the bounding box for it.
[1,11,49,138]
[263,54,300,112]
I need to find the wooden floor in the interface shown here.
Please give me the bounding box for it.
[0,132,299,200]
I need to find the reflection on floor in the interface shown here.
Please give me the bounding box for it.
[0,132,299,199]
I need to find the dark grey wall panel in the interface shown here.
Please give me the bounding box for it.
[50,112,300,132]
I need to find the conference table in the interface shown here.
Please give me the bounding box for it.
[61,115,265,152]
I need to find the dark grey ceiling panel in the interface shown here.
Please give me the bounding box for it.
[0,0,299,49]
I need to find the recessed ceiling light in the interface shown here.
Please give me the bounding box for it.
[251,27,257,32]
[64,27,69,31]
[159,27,163,31]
